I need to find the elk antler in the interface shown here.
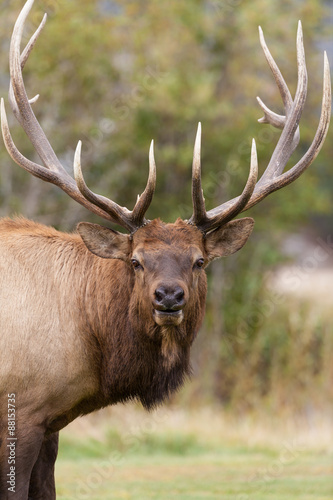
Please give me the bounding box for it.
[189,21,331,233]
[1,0,156,233]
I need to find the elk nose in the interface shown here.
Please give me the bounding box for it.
[153,285,185,311]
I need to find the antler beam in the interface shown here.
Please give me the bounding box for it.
[190,21,331,233]
[1,0,155,232]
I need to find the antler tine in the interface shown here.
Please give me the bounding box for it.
[131,140,157,226]
[9,11,47,117]
[257,21,306,183]
[191,139,258,232]
[243,23,331,209]
[1,0,155,232]
[1,97,119,221]
[190,22,330,233]
[189,123,207,226]
[74,140,155,232]
[256,96,287,129]
[1,97,60,184]
[73,141,132,231]
[258,25,293,114]
[256,24,301,156]
[189,123,258,231]
[256,50,331,193]
[21,14,47,69]
[213,138,258,227]
[9,0,67,174]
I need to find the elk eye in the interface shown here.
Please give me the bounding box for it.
[194,258,205,269]
[131,258,143,270]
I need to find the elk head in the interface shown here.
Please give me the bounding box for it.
[1,1,331,338]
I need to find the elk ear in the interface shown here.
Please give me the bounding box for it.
[205,217,254,262]
[77,222,130,260]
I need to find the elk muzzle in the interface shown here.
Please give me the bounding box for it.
[152,284,186,326]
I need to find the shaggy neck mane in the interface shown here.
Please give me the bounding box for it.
[80,245,206,412]
[84,256,205,410]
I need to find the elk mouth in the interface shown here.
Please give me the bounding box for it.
[153,309,184,326]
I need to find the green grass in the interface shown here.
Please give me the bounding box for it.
[55,427,333,500]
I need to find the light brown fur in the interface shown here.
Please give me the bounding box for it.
[0,217,210,497]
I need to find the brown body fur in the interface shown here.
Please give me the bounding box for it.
[0,217,209,498]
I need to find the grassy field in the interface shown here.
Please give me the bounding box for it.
[55,406,333,500]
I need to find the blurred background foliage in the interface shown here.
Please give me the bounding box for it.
[0,0,332,415]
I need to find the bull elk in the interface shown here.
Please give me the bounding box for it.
[0,0,331,498]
